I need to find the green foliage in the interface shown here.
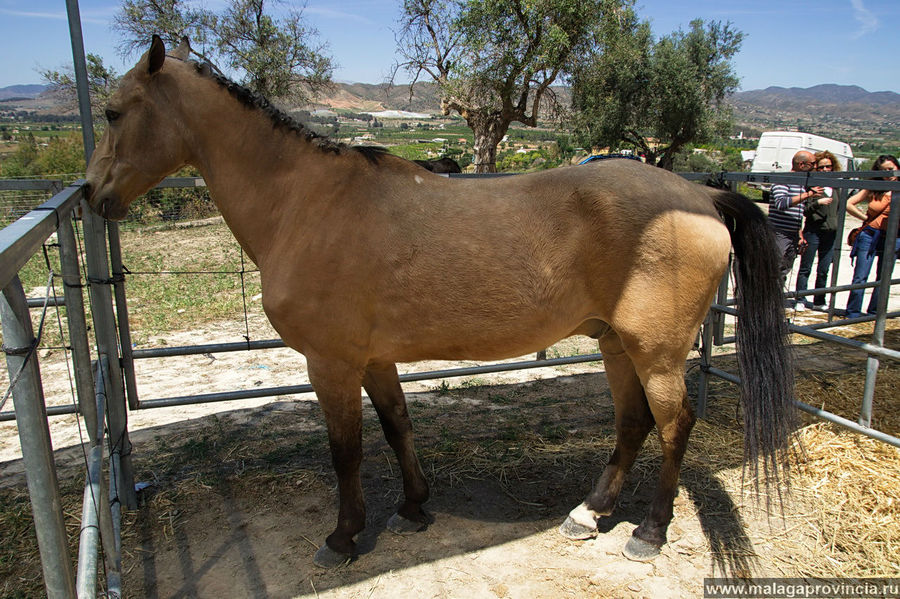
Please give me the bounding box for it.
[115,0,333,104]
[389,142,444,161]
[497,148,552,172]
[672,149,719,173]
[572,17,743,169]
[0,133,39,177]
[0,131,86,180]
[396,0,624,171]
[122,168,217,225]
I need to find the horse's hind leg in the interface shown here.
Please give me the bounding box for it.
[363,362,431,533]
[624,359,696,561]
[560,330,655,540]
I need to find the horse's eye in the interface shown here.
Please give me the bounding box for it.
[105,109,121,123]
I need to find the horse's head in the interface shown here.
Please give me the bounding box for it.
[85,35,192,220]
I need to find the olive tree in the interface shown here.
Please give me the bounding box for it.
[395,0,626,172]
[115,0,333,104]
[40,54,120,122]
[572,18,743,170]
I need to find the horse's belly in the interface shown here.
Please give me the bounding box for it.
[377,311,598,363]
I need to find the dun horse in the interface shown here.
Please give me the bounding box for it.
[86,37,795,568]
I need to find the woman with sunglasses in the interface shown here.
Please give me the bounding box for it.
[844,154,900,318]
[795,151,840,310]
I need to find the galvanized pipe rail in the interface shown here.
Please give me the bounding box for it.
[0,180,124,596]
[0,182,85,598]
[76,355,122,598]
[136,352,606,409]
[1,277,77,598]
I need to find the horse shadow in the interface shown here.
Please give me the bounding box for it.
[114,366,763,597]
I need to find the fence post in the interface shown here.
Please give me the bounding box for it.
[859,193,900,427]
[57,209,98,442]
[713,258,730,345]
[696,309,716,419]
[67,0,137,509]
[1,276,77,598]
[107,224,139,409]
[80,206,138,509]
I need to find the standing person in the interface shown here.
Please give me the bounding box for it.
[844,154,900,318]
[770,150,825,293]
[794,150,840,310]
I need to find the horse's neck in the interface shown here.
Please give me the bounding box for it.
[180,85,325,264]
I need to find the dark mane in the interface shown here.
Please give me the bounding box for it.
[190,61,388,164]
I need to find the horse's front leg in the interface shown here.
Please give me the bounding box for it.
[363,362,431,533]
[307,357,366,568]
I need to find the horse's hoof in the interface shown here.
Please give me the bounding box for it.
[386,512,429,535]
[622,536,661,562]
[559,516,598,540]
[313,544,352,569]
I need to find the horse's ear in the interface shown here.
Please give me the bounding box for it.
[148,35,166,75]
[170,36,191,61]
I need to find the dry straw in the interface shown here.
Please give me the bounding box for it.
[787,359,899,577]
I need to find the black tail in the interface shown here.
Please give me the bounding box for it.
[711,190,796,490]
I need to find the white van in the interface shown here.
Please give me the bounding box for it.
[749,131,853,174]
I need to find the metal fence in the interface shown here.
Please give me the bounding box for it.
[0,183,58,228]
[0,179,124,597]
[682,169,900,448]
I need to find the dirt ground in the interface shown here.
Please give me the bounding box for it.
[1,315,898,598]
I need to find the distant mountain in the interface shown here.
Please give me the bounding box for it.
[3,80,897,144]
[0,84,47,101]
[734,84,899,106]
[728,84,900,142]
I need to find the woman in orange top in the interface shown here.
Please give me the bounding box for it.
[845,154,899,317]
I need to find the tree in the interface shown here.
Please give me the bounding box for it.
[0,133,39,178]
[40,54,120,122]
[572,18,743,170]
[115,0,333,105]
[395,0,625,172]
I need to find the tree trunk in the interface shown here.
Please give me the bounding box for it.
[469,115,510,174]
[656,152,675,171]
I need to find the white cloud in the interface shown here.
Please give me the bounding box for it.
[0,6,109,25]
[0,8,66,20]
[849,0,878,39]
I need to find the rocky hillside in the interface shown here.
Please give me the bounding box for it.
[728,84,900,142]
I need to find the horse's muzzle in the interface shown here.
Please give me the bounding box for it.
[86,187,128,221]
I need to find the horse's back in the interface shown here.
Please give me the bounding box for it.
[345,158,732,361]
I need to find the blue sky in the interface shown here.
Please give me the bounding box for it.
[0,0,897,93]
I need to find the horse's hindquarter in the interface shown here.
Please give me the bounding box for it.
[261,160,731,364]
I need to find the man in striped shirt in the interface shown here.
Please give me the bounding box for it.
[769,150,825,290]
